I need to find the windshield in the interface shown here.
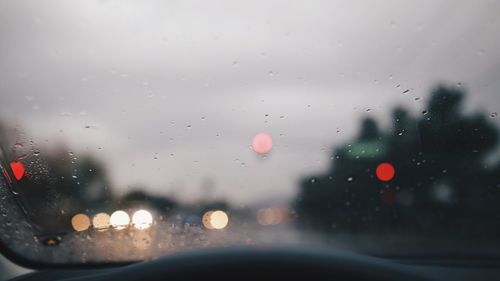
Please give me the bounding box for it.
[1,0,500,265]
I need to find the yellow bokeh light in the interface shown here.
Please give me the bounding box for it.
[71,213,90,232]
[92,212,110,231]
[202,211,214,229]
[209,210,229,230]
[110,210,130,230]
[132,209,153,230]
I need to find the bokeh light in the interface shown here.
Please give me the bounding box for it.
[376,162,395,182]
[110,210,130,230]
[9,161,25,181]
[209,210,229,230]
[251,133,273,155]
[202,211,214,229]
[71,213,90,232]
[43,237,61,246]
[92,212,110,231]
[132,210,153,230]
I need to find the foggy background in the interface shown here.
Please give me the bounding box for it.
[1,0,499,204]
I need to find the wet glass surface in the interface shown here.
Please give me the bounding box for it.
[0,0,500,264]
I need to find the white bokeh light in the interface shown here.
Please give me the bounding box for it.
[110,210,130,230]
[209,210,229,230]
[132,210,153,230]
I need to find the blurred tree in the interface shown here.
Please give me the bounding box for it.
[294,85,500,238]
[120,189,178,214]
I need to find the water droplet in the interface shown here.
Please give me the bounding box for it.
[268,71,274,77]
[347,177,353,182]
[456,82,462,88]
[14,143,23,149]
[232,61,239,67]
[490,112,498,118]
[310,178,316,184]
[422,110,428,115]
[402,89,410,94]
[186,125,192,129]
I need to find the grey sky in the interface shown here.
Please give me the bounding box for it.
[1,0,499,204]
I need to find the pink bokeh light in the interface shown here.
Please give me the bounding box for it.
[251,133,273,155]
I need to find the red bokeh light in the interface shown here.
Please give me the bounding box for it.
[376,162,395,182]
[9,161,26,181]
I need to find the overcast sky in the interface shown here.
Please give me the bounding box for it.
[1,0,499,204]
